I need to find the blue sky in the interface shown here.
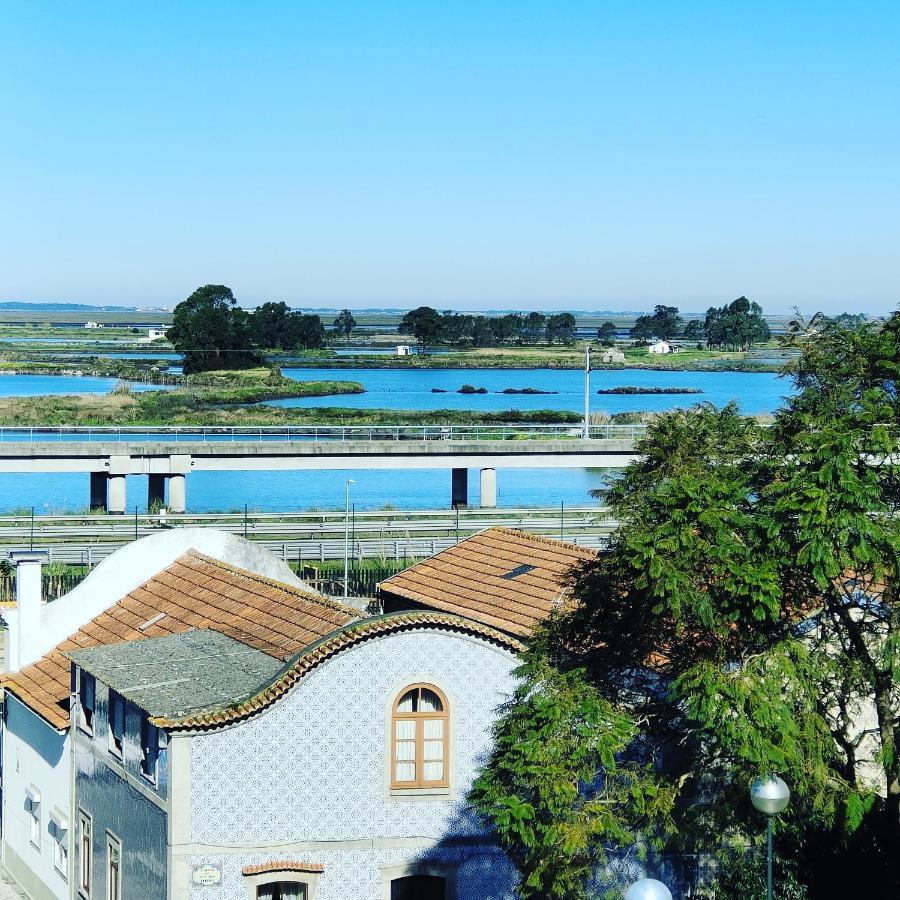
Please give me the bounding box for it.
[1,1,897,314]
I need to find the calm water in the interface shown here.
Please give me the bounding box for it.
[274,367,789,415]
[0,366,791,512]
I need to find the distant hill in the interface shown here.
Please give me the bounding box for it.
[0,301,136,311]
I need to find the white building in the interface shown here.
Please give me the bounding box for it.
[396,345,412,356]
[647,340,673,354]
[599,348,625,363]
[83,321,104,330]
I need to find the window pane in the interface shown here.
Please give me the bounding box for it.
[395,720,416,741]
[419,689,443,712]
[423,760,445,781]
[423,740,443,761]
[422,719,444,739]
[396,689,417,712]
[394,761,416,782]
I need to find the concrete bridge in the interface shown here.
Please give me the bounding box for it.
[0,424,644,512]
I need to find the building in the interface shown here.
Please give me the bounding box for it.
[646,340,673,354]
[377,527,597,638]
[396,345,412,356]
[147,328,167,341]
[598,348,625,363]
[0,529,532,899]
[83,321,104,330]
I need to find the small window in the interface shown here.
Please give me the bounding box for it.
[78,811,92,897]
[256,883,308,900]
[106,834,121,900]
[51,810,69,879]
[27,792,40,849]
[391,684,449,790]
[140,716,159,783]
[391,875,447,900]
[79,673,95,734]
[108,692,125,757]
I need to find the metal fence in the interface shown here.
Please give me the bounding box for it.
[0,423,648,443]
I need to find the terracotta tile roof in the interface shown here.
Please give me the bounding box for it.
[242,861,325,876]
[1,551,357,729]
[154,612,525,731]
[377,527,597,636]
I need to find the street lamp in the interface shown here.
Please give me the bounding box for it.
[583,344,593,439]
[343,479,356,599]
[750,775,790,900]
[625,878,672,900]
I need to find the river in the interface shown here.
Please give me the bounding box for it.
[0,367,791,512]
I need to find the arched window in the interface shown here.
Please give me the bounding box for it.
[391,684,449,789]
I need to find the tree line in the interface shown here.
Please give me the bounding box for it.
[595,297,772,349]
[399,307,578,353]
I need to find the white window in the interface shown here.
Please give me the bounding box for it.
[79,672,96,734]
[108,691,125,757]
[26,786,41,849]
[140,716,159,783]
[78,810,92,897]
[51,809,69,879]
[106,833,121,900]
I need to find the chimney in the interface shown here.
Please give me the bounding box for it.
[6,551,48,672]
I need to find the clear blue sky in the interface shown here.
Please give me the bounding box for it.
[1,1,897,314]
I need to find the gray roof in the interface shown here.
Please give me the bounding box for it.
[64,629,282,720]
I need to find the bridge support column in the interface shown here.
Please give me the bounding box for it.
[89,473,107,511]
[107,475,127,515]
[451,468,468,508]
[168,474,186,514]
[147,474,166,509]
[479,467,497,508]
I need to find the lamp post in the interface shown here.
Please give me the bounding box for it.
[625,878,672,900]
[750,775,790,900]
[343,479,355,599]
[583,344,593,439]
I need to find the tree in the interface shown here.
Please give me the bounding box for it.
[545,312,577,345]
[472,314,900,898]
[705,297,771,350]
[683,318,704,341]
[399,306,443,354]
[650,304,683,341]
[597,322,618,346]
[630,315,654,342]
[167,284,261,374]
[332,309,357,344]
[522,312,547,344]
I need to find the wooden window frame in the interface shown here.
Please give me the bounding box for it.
[390,683,449,790]
[78,810,92,899]
[106,832,121,900]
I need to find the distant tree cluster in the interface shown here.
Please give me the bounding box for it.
[398,307,578,353]
[704,296,771,350]
[167,285,326,374]
[630,305,683,341]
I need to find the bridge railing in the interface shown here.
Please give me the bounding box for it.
[0,423,647,443]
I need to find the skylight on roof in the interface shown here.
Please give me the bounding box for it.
[501,564,535,580]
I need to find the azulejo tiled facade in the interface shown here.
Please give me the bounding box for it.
[184,629,520,899]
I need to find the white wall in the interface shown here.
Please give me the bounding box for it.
[2,695,69,900]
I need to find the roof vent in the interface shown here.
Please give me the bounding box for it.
[138,612,167,631]
[501,564,535,580]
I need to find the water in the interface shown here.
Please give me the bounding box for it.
[0,366,792,512]
[0,374,168,397]
[274,367,788,415]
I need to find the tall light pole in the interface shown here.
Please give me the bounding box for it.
[583,344,593,439]
[343,478,355,599]
[750,775,790,900]
[625,878,672,900]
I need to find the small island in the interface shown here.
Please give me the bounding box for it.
[500,387,559,395]
[597,386,703,395]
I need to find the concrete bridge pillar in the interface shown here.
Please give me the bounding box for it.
[451,468,468,508]
[168,474,187,514]
[89,472,107,511]
[147,474,166,509]
[479,467,497,508]
[107,475,127,515]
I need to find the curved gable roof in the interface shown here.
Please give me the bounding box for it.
[152,611,525,731]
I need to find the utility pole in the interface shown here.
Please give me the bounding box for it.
[583,345,592,439]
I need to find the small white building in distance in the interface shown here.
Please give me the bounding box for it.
[83,321,104,329]
[599,348,625,363]
[147,328,167,341]
[647,340,673,354]
[396,345,412,356]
